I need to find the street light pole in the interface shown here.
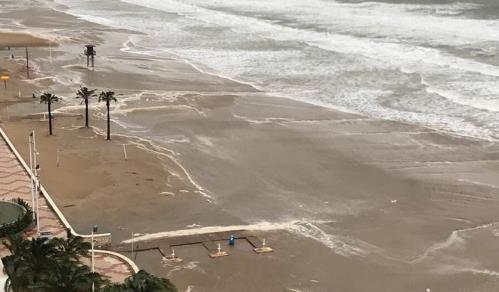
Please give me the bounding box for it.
[28,133,35,220]
[32,130,40,236]
[91,225,98,292]
[131,231,134,260]
[35,170,40,235]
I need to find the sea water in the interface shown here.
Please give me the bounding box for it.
[54,0,499,140]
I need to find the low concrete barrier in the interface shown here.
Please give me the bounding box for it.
[0,260,7,292]
[95,249,140,273]
[0,127,137,274]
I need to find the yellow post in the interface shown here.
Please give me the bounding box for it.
[1,74,9,89]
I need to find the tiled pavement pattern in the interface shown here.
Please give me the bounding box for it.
[0,138,65,259]
[83,253,132,283]
[0,134,133,283]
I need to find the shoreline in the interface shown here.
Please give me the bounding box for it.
[52,0,499,143]
[69,11,493,144]
[0,8,490,144]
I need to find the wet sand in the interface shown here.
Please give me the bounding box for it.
[1,2,499,292]
[0,32,50,47]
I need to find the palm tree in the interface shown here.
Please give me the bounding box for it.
[39,93,59,135]
[25,237,58,286]
[114,270,177,292]
[2,236,57,292]
[2,235,30,292]
[53,235,91,264]
[44,264,106,292]
[76,86,97,128]
[2,254,30,292]
[2,235,177,292]
[98,91,117,140]
[102,284,128,292]
[3,234,28,255]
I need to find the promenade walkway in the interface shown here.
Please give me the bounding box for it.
[0,130,134,283]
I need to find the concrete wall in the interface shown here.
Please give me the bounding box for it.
[0,260,6,292]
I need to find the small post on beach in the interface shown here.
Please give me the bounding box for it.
[1,73,9,89]
[163,248,183,264]
[210,242,229,258]
[25,47,30,79]
[254,238,273,254]
[123,144,128,160]
[56,148,60,167]
[49,42,52,64]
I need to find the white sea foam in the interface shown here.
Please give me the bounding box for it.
[166,261,202,277]
[231,113,296,125]
[107,132,213,201]
[122,220,378,257]
[410,221,499,263]
[117,0,499,139]
[120,0,499,76]
[457,179,499,190]
[112,104,198,115]
[438,266,499,278]
[53,0,499,140]
[459,268,499,278]
[120,38,259,92]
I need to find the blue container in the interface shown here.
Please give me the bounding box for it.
[229,235,236,246]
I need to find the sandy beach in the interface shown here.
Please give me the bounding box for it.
[2,1,499,291]
[0,32,50,48]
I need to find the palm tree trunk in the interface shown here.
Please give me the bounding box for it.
[106,101,111,140]
[85,99,89,127]
[48,101,53,135]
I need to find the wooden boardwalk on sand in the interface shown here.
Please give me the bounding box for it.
[114,230,265,257]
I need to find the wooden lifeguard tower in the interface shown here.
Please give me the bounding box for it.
[84,44,96,67]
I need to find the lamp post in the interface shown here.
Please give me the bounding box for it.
[91,225,98,292]
[130,232,143,260]
[31,130,41,236]
[35,166,40,236]
[28,133,35,220]
[119,227,140,260]
[131,231,135,260]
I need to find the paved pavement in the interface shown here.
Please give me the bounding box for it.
[0,132,134,283]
